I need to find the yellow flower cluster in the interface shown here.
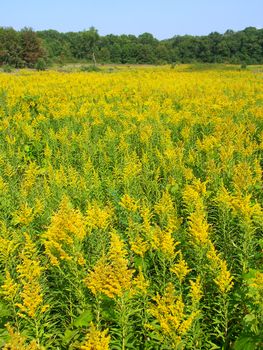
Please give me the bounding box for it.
[0,223,19,265]
[85,231,133,298]
[170,251,191,284]
[86,201,114,231]
[207,244,234,294]
[15,234,48,319]
[150,225,176,258]
[119,194,139,212]
[3,324,41,350]
[80,323,110,350]
[130,233,149,257]
[149,283,198,346]
[189,276,203,307]
[154,190,181,232]
[0,67,261,349]
[188,209,210,246]
[12,203,35,226]
[183,179,208,213]
[43,196,86,266]
[0,233,48,323]
[2,270,18,302]
[216,187,262,224]
[131,267,149,296]
[246,271,263,315]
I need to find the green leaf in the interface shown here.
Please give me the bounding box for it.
[244,314,256,323]
[0,328,9,348]
[24,145,30,152]
[134,255,144,269]
[62,329,79,345]
[101,297,116,321]
[73,309,93,328]
[234,336,260,350]
[242,269,258,281]
[0,301,11,319]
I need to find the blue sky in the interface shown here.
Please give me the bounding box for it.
[0,0,262,39]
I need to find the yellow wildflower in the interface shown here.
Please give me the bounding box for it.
[20,162,40,195]
[232,162,254,193]
[231,194,262,223]
[207,244,234,294]
[85,232,133,299]
[16,234,48,319]
[139,124,153,143]
[170,251,191,283]
[12,203,34,226]
[151,225,176,258]
[178,311,199,335]
[80,323,110,350]
[123,152,142,181]
[43,196,86,266]
[189,276,203,306]
[149,283,197,345]
[215,186,233,210]
[188,210,210,246]
[0,231,19,265]
[130,234,149,257]
[132,267,149,295]
[214,260,234,294]
[3,324,41,350]
[154,190,174,217]
[119,194,139,212]
[0,176,8,193]
[2,270,19,301]
[86,201,113,231]
[140,204,152,234]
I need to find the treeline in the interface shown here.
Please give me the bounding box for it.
[0,27,45,68]
[0,26,263,68]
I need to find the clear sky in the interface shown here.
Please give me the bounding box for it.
[0,0,262,39]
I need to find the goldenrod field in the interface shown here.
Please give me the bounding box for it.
[0,67,262,349]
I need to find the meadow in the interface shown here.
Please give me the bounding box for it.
[0,67,262,349]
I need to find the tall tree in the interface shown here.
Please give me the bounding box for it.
[77,27,99,62]
[0,27,23,67]
[20,27,45,67]
[1,26,263,67]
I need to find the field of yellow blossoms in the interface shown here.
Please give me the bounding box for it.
[0,67,262,349]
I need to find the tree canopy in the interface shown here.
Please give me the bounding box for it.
[0,26,262,67]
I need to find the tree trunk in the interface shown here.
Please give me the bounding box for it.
[92,52,97,66]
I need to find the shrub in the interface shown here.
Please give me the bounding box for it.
[80,64,101,72]
[2,64,13,73]
[241,63,247,70]
[35,58,47,71]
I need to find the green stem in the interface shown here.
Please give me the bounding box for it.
[95,294,101,327]
[35,318,40,346]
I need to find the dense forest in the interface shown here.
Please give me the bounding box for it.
[0,26,262,68]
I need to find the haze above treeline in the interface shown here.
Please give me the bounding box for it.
[0,26,262,68]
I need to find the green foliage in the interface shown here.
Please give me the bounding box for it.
[35,58,47,71]
[20,27,45,67]
[0,67,262,349]
[1,26,263,67]
[80,64,101,72]
[233,269,263,350]
[0,26,46,68]
[234,336,263,350]
[241,63,247,69]
[2,64,13,73]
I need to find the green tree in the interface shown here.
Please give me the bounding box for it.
[20,27,45,67]
[79,27,99,63]
[1,26,263,67]
[0,27,23,67]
